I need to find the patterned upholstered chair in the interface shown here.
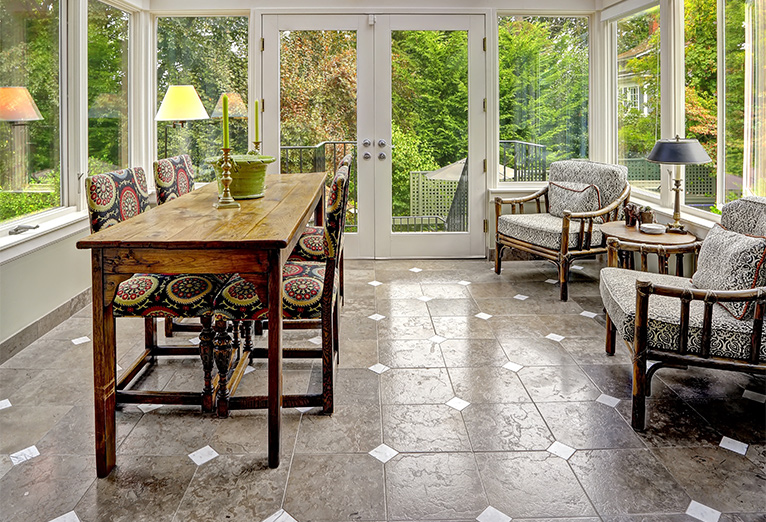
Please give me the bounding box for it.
[600,196,766,430]
[494,160,630,301]
[213,161,351,414]
[85,167,228,411]
[288,154,353,301]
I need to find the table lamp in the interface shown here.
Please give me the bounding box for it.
[0,87,43,125]
[646,135,712,233]
[155,85,209,158]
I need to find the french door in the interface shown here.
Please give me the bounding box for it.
[262,13,486,258]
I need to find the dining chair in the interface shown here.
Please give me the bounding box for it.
[85,166,228,411]
[213,161,351,413]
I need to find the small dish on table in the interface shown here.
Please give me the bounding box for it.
[639,223,666,235]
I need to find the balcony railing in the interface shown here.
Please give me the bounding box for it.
[499,140,547,182]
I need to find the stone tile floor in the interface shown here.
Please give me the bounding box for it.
[1,258,765,522]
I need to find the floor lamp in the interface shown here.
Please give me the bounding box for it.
[155,85,209,158]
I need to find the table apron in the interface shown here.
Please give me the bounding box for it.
[101,247,270,275]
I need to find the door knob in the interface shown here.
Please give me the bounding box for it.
[362,151,372,160]
[362,139,372,147]
[378,139,387,148]
[378,152,386,160]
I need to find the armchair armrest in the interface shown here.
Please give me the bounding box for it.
[559,184,631,255]
[606,237,703,276]
[495,186,549,236]
[494,186,549,207]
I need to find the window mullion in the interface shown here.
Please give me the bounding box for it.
[67,0,88,211]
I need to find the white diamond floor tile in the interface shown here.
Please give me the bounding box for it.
[547,441,575,460]
[475,312,492,320]
[580,310,598,319]
[686,500,721,522]
[244,365,255,375]
[409,267,423,273]
[417,296,433,302]
[503,361,524,372]
[189,337,201,345]
[71,336,90,345]
[596,394,620,408]
[368,313,386,321]
[476,505,512,522]
[545,333,565,342]
[138,404,162,414]
[719,436,748,455]
[368,363,390,374]
[743,389,766,403]
[10,445,40,465]
[116,364,123,372]
[446,397,470,411]
[545,279,558,284]
[0,399,11,410]
[571,265,584,271]
[295,407,313,413]
[369,443,398,463]
[458,280,471,286]
[429,335,447,344]
[188,445,219,466]
[48,512,81,522]
[513,294,529,300]
[308,336,322,345]
[368,280,383,287]
[263,509,298,522]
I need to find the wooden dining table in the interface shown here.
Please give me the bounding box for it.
[77,172,326,477]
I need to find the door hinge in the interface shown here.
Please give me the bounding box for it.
[261,38,265,51]
[483,219,488,233]
[483,159,487,172]
[261,99,264,112]
[482,98,487,112]
[483,37,486,52]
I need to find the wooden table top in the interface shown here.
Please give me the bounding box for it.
[77,173,326,251]
[600,221,697,245]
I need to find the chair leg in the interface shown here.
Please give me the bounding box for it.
[605,313,616,356]
[213,316,234,418]
[322,301,337,415]
[494,243,503,274]
[164,317,174,338]
[339,251,345,305]
[199,315,215,413]
[144,317,158,354]
[558,259,570,301]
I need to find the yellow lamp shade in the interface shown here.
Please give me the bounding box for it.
[211,92,248,119]
[0,87,43,122]
[155,85,209,122]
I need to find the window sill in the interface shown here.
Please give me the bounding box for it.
[0,209,90,266]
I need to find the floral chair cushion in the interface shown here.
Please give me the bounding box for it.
[214,261,336,321]
[600,267,766,360]
[548,181,602,218]
[153,154,196,205]
[289,226,326,262]
[497,213,603,251]
[114,273,229,318]
[720,196,766,237]
[85,168,150,233]
[548,160,628,209]
[691,224,766,320]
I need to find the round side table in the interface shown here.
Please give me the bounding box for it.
[600,221,697,272]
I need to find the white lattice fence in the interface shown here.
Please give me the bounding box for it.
[409,171,458,218]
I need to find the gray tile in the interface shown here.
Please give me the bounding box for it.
[9,368,94,406]
[0,454,11,481]
[657,366,761,400]
[334,368,380,405]
[340,314,379,341]
[474,296,583,316]
[615,398,722,447]
[117,407,221,456]
[518,365,602,402]
[462,403,554,451]
[295,404,382,453]
[75,455,197,521]
[377,316,436,340]
[580,364,674,400]
[0,404,72,454]
[500,337,578,366]
[533,313,606,338]
[489,315,550,338]
[382,404,471,452]
[386,453,487,520]
[421,283,472,299]
[378,339,445,368]
[560,337,633,365]
[687,398,766,445]
[476,451,596,518]
[375,283,423,299]
[377,298,431,317]
[284,454,385,521]
[536,401,644,450]
[653,446,766,513]
[426,298,480,317]
[431,316,496,339]
[448,367,532,403]
[440,338,509,367]
[338,339,379,369]
[569,449,691,515]
[746,444,766,475]
[0,367,42,399]
[209,409,301,457]
[381,368,454,404]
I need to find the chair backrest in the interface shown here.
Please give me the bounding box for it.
[721,196,766,236]
[153,154,195,205]
[324,154,352,260]
[85,167,150,233]
[548,160,628,209]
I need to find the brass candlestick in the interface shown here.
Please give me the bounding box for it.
[251,141,261,154]
[214,147,240,209]
[666,178,685,233]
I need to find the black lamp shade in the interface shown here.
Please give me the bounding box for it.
[646,136,712,165]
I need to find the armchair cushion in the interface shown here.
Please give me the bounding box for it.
[548,181,602,217]
[548,160,628,208]
[691,224,766,320]
[497,213,603,251]
[114,273,228,318]
[721,196,766,236]
[600,267,766,360]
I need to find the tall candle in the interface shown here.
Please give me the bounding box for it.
[222,94,229,149]
[254,99,260,143]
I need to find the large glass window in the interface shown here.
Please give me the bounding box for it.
[89,0,129,174]
[617,6,661,196]
[497,16,589,183]
[156,16,248,181]
[0,0,61,223]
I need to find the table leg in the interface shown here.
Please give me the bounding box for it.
[199,315,215,413]
[91,251,117,478]
[267,253,283,468]
[213,315,234,418]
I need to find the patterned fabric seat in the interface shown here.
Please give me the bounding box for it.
[497,213,604,251]
[153,154,196,204]
[495,160,630,301]
[289,226,326,262]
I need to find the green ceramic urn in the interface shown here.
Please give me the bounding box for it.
[206,150,276,199]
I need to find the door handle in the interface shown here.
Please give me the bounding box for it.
[362,139,372,147]
[378,152,386,160]
[378,139,387,148]
[362,152,372,160]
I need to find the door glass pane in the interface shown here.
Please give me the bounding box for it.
[497,16,589,183]
[156,17,248,182]
[0,0,61,222]
[279,30,358,232]
[88,0,129,173]
[391,30,468,233]
[617,6,661,196]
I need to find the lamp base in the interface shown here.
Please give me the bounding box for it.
[665,223,686,234]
